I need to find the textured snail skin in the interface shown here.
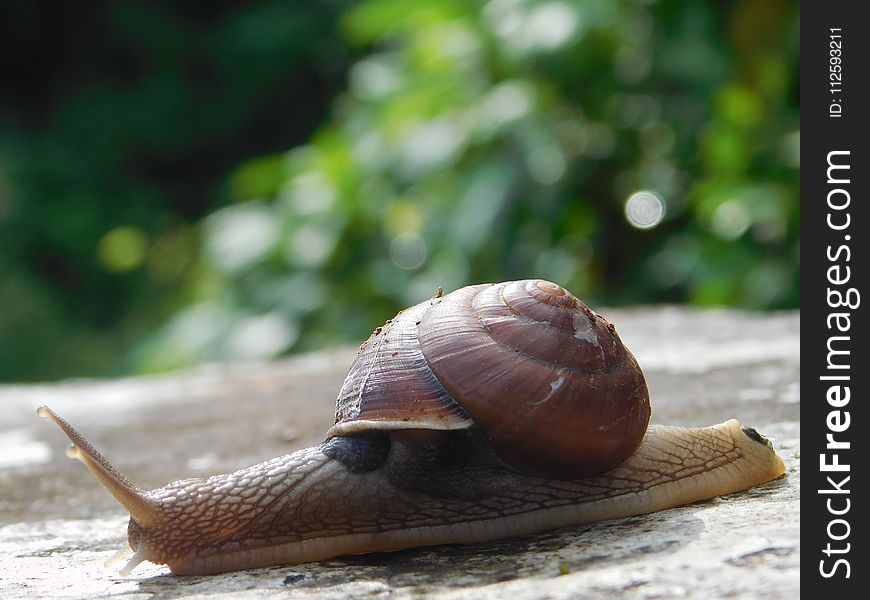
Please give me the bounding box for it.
[36,280,786,575]
[38,407,784,575]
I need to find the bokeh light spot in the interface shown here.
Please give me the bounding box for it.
[390,232,428,270]
[711,199,751,239]
[527,145,566,184]
[524,2,579,49]
[226,313,298,360]
[625,191,665,229]
[204,203,280,274]
[286,225,337,268]
[97,226,149,273]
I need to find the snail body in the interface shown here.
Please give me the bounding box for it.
[39,280,785,576]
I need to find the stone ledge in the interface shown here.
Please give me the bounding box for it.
[0,307,800,599]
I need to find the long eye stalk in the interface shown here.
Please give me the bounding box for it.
[37,406,163,526]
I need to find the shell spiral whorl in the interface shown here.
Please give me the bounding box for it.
[330,279,651,478]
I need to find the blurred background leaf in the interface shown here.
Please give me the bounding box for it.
[0,0,799,381]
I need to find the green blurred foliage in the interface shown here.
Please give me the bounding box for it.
[0,0,351,380]
[0,0,799,381]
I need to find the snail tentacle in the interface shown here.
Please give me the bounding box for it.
[37,406,163,527]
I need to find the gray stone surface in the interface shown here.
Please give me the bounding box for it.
[0,307,800,599]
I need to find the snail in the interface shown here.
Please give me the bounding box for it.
[38,279,786,576]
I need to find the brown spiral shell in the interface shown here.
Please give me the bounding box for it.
[328,280,651,478]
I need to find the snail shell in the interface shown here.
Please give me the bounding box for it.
[330,279,650,477]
